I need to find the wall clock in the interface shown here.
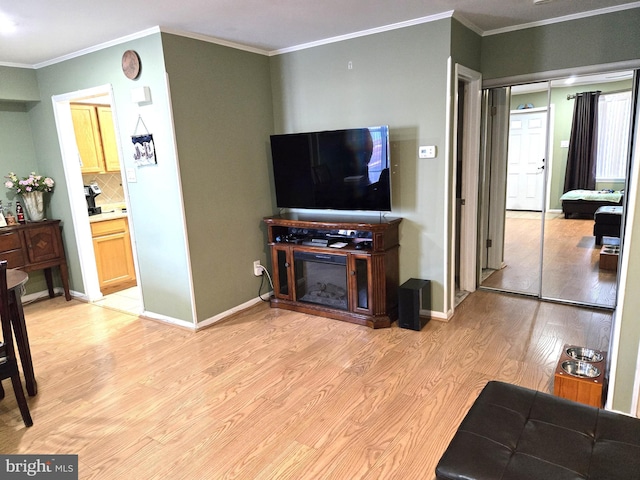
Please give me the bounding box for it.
[122,50,141,80]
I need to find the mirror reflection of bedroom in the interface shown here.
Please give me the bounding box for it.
[480,70,635,309]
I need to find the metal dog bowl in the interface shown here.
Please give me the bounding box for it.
[561,360,601,378]
[565,347,603,363]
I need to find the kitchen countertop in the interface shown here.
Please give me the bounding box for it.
[89,209,128,223]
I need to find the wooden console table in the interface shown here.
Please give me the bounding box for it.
[0,220,71,301]
[264,213,401,328]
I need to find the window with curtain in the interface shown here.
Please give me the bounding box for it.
[596,91,632,181]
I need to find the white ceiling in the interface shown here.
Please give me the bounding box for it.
[1,0,639,67]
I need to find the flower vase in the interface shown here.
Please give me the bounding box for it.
[22,191,45,221]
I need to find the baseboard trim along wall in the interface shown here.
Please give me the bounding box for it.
[23,287,449,328]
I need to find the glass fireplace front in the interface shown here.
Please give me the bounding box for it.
[294,251,348,310]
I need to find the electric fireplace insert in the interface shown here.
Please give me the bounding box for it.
[294,251,348,310]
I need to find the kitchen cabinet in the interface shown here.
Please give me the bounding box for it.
[71,103,121,174]
[96,106,121,172]
[91,216,136,295]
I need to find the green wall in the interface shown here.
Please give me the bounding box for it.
[0,66,40,102]
[483,8,640,414]
[271,19,454,313]
[161,34,275,321]
[0,103,40,202]
[0,101,51,294]
[482,8,640,81]
[451,18,481,72]
[1,69,43,293]
[28,33,194,323]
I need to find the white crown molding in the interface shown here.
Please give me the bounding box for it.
[451,12,483,36]
[33,27,162,69]
[159,27,270,56]
[5,3,640,69]
[0,61,35,69]
[268,10,455,56]
[24,25,270,70]
[484,1,640,36]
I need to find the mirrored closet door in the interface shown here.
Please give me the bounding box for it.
[479,84,548,298]
[479,70,637,309]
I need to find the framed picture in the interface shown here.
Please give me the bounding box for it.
[132,133,156,166]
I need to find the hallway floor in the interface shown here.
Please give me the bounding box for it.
[93,286,142,315]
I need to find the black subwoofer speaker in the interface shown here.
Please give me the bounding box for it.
[398,278,430,331]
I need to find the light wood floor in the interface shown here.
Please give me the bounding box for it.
[1,293,612,479]
[481,213,618,307]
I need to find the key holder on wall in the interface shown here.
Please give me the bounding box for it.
[131,114,156,166]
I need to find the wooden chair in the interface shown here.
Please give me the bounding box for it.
[0,260,33,427]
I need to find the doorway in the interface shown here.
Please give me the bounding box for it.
[479,70,635,309]
[506,108,547,211]
[452,64,482,310]
[52,85,142,315]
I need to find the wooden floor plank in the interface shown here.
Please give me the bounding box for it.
[0,290,613,479]
[482,213,618,306]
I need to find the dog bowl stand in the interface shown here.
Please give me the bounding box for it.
[553,344,606,407]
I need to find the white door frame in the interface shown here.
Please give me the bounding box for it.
[450,64,482,311]
[51,84,137,303]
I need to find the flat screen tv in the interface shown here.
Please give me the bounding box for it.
[270,125,391,212]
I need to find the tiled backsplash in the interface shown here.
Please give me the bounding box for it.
[82,172,125,206]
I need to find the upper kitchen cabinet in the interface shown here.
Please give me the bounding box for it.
[71,103,121,174]
[96,106,121,172]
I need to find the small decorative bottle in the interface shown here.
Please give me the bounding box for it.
[16,201,25,224]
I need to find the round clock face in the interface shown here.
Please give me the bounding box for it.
[122,50,141,80]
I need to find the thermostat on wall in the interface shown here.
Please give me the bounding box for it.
[419,145,437,159]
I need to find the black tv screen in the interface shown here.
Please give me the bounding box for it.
[270,126,391,211]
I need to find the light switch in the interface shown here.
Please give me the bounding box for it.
[126,168,137,183]
[419,145,437,159]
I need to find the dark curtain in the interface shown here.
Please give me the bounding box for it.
[563,91,601,193]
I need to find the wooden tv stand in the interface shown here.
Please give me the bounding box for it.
[264,213,401,328]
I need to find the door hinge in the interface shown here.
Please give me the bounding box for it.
[491,106,497,116]
[486,238,492,248]
[460,199,466,206]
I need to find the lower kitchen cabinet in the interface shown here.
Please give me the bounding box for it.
[91,217,136,295]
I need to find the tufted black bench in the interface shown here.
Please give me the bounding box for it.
[435,381,640,480]
[593,206,622,245]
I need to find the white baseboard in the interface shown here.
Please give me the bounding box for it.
[195,294,271,330]
[139,310,197,330]
[420,309,449,322]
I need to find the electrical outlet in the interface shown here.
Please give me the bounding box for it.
[253,260,262,276]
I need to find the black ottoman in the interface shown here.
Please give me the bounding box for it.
[593,206,622,245]
[435,381,640,480]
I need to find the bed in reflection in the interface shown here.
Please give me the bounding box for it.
[560,189,623,218]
